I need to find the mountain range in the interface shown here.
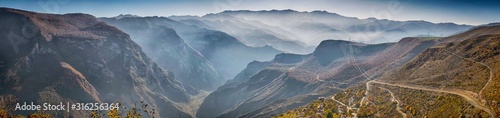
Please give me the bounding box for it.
[100,16,282,84]
[1,8,498,118]
[170,9,472,54]
[0,8,194,117]
[197,36,436,117]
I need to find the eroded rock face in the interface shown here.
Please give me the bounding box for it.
[0,8,193,117]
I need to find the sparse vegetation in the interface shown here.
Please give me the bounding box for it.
[89,101,157,118]
[357,86,400,117]
[277,75,497,118]
[376,84,490,117]
[275,86,366,118]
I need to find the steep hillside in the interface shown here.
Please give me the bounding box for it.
[218,60,272,90]
[0,8,193,117]
[441,24,500,42]
[280,25,500,118]
[100,17,223,91]
[377,30,500,117]
[252,38,433,117]
[198,36,435,117]
[218,53,310,90]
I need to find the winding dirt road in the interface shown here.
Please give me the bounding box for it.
[363,81,407,118]
[436,39,495,100]
[442,49,495,99]
[331,96,349,109]
[370,81,496,117]
[379,87,407,118]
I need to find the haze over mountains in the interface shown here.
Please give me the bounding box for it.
[99,17,225,91]
[1,7,498,118]
[100,16,282,84]
[170,10,472,54]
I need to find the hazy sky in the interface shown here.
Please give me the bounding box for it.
[1,0,499,25]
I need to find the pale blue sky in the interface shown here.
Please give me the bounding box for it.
[1,0,499,25]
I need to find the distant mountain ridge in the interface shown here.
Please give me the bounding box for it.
[171,9,471,54]
[170,14,312,54]
[100,16,282,84]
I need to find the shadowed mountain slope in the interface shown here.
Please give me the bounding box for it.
[0,8,194,117]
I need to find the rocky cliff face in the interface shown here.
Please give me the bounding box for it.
[0,8,193,117]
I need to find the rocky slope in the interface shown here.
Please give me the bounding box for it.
[197,36,435,117]
[376,25,500,116]
[219,53,309,90]
[278,25,500,118]
[0,8,194,117]
[441,24,500,42]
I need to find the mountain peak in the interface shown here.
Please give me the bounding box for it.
[221,9,299,14]
[312,40,354,66]
[271,9,297,12]
[482,22,500,26]
[315,39,355,49]
[313,39,363,55]
[0,7,30,13]
[114,14,140,19]
[220,9,344,15]
[398,37,428,44]
[310,10,340,15]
